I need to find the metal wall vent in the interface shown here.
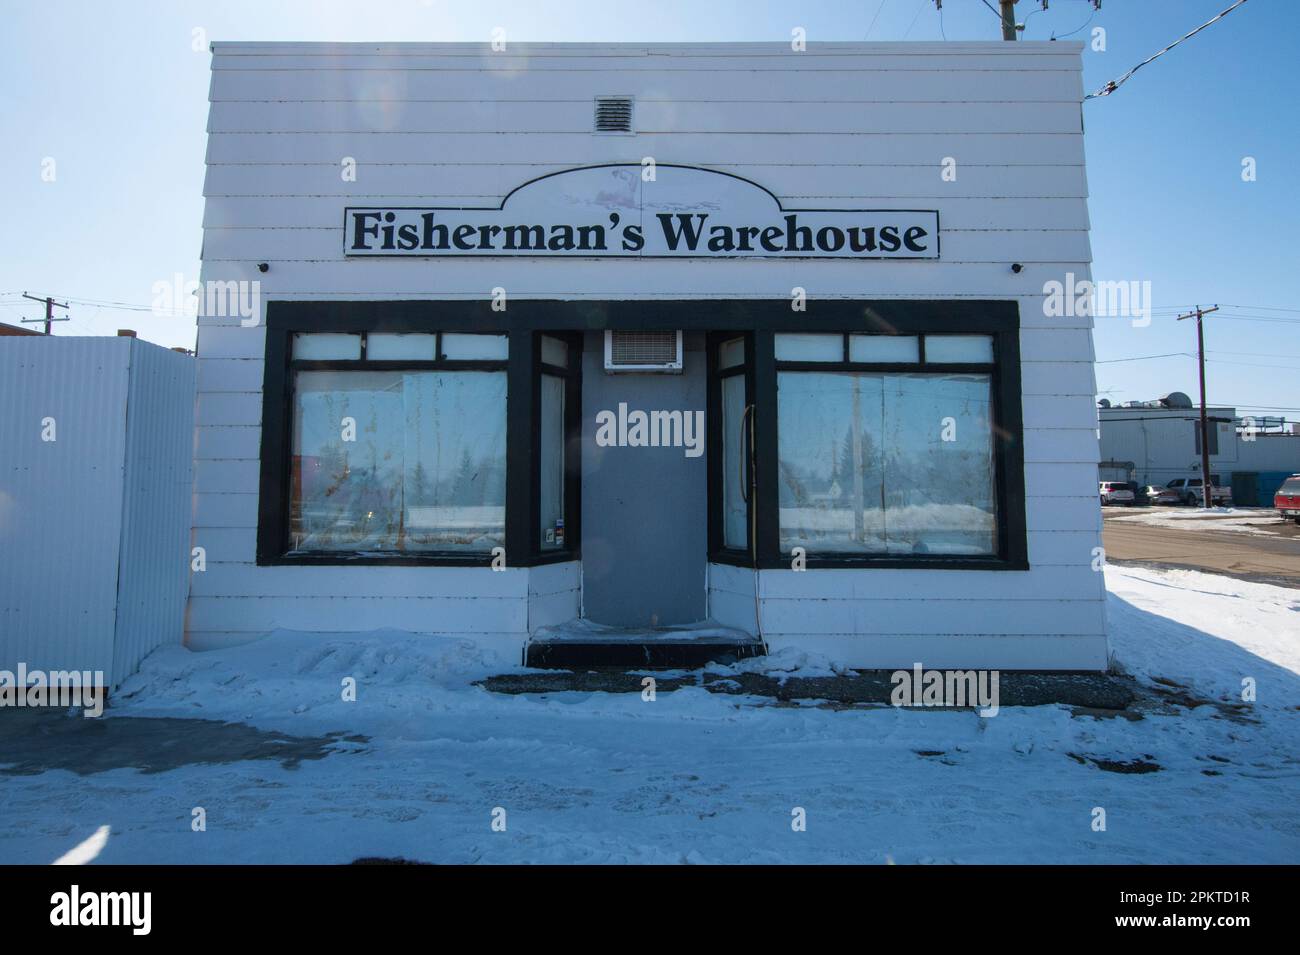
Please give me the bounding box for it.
[595,96,633,132]
[604,330,682,373]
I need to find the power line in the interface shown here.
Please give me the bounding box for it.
[1096,352,1189,364]
[1207,358,1300,371]
[1214,315,1300,325]
[1209,350,1300,360]
[1148,303,1300,314]
[903,0,929,40]
[1086,0,1250,100]
[0,292,193,317]
[1217,303,1300,314]
[864,0,887,39]
[1051,9,1096,41]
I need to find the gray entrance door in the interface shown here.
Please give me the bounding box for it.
[579,331,707,626]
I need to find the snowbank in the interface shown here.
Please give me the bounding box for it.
[2,564,1296,865]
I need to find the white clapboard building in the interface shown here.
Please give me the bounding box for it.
[190,41,1105,670]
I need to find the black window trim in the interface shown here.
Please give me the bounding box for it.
[258,300,1026,572]
[747,331,1013,569]
[258,312,582,567]
[706,331,755,563]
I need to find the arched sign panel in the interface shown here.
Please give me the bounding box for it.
[344,164,939,260]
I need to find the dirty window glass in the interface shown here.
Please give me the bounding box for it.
[539,374,566,549]
[776,372,995,555]
[722,373,748,549]
[290,370,506,553]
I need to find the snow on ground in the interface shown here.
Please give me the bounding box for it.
[0,566,1297,865]
[1106,506,1289,536]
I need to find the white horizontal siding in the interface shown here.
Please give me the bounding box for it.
[1026,497,1102,532]
[191,527,257,563]
[528,560,581,596]
[762,633,1107,671]
[204,194,1089,232]
[197,357,265,392]
[1021,395,1099,430]
[709,562,757,595]
[186,629,527,663]
[197,324,265,359]
[1027,531,1103,565]
[1025,429,1100,464]
[193,263,1095,314]
[196,391,262,428]
[191,41,1103,668]
[202,163,1088,199]
[209,67,1083,103]
[758,565,1103,601]
[191,563,528,598]
[194,492,257,528]
[200,224,1092,264]
[528,590,581,631]
[194,459,259,494]
[208,99,1083,135]
[195,425,261,459]
[1021,360,1096,396]
[206,133,1087,168]
[188,595,527,632]
[710,588,759,634]
[1020,327,1095,362]
[760,598,1104,635]
[1025,463,1105,498]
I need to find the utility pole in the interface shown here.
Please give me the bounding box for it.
[1001,0,1018,40]
[1176,305,1220,509]
[20,292,70,335]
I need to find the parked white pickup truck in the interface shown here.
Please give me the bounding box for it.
[1165,477,1232,507]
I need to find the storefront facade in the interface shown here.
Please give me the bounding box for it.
[190,41,1106,669]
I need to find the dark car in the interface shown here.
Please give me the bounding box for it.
[1136,484,1179,506]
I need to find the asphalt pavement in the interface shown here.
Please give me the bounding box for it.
[1102,507,1300,588]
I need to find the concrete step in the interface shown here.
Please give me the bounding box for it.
[524,619,765,669]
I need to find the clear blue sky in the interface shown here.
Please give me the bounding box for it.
[2,0,1295,419]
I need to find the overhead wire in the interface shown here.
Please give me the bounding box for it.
[1085,0,1250,99]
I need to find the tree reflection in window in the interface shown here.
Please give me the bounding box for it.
[290,370,506,553]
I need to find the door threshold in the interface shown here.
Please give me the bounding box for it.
[525,618,765,669]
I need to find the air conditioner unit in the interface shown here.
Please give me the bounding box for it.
[603,330,683,373]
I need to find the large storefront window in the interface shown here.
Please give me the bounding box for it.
[259,318,584,566]
[774,332,998,557]
[261,302,1023,570]
[291,369,506,552]
[283,331,508,556]
[705,318,1022,570]
[777,370,996,555]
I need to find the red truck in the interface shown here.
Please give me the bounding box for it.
[1275,474,1300,524]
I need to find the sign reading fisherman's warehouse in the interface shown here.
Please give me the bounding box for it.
[345,164,939,260]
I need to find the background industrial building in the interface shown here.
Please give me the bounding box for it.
[1098,391,1299,505]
